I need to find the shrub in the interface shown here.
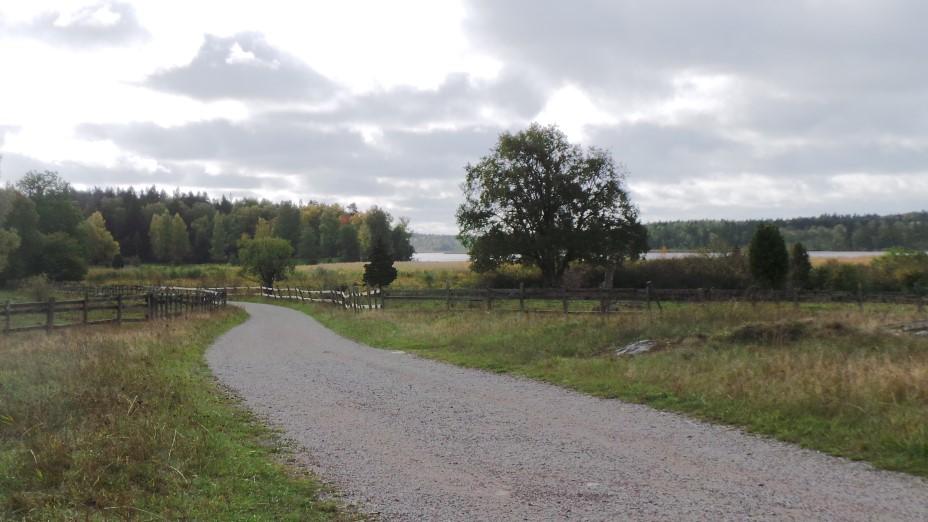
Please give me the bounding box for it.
[41,232,88,281]
[17,274,52,301]
[238,237,294,288]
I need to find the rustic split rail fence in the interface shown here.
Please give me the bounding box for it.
[1,286,227,335]
[223,283,927,315]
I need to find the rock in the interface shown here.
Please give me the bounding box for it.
[614,339,658,356]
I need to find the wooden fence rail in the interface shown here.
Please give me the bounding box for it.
[2,286,227,335]
[228,283,927,315]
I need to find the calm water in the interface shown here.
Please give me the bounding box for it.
[411,251,887,263]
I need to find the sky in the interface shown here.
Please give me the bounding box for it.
[1,1,927,233]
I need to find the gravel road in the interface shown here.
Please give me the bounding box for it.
[207,302,928,521]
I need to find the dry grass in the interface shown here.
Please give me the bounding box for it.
[274,299,928,477]
[811,255,877,267]
[0,310,341,520]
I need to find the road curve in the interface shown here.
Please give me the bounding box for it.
[207,302,928,521]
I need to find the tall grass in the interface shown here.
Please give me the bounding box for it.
[0,310,341,520]
[272,299,928,477]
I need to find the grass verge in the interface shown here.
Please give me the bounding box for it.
[254,298,928,478]
[0,308,342,520]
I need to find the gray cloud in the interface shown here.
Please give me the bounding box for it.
[319,71,546,126]
[145,32,335,102]
[22,2,148,48]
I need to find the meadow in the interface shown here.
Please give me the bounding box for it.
[260,297,928,477]
[0,309,343,520]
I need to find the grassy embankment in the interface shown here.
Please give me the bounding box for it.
[0,309,342,520]
[261,297,928,477]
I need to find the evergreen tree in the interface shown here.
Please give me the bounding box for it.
[749,224,789,288]
[363,239,398,288]
[789,242,812,289]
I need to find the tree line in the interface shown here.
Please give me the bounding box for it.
[647,212,928,252]
[0,171,414,281]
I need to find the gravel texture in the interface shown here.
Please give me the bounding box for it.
[207,302,928,521]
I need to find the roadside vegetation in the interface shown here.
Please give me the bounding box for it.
[266,298,928,477]
[0,309,342,520]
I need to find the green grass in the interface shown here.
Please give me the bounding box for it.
[256,298,928,477]
[0,309,344,520]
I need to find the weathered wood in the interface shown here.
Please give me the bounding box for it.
[46,297,56,333]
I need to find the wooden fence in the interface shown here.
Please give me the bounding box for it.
[2,287,227,335]
[220,286,383,311]
[224,282,927,315]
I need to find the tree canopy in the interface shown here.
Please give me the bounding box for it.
[457,123,647,286]
[238,237,295,288]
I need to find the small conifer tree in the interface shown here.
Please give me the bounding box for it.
[749,224,789,288]
[362,239,397,288]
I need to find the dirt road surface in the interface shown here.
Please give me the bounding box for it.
[207,302,928,520]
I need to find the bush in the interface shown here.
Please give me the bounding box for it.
[41,232,88,281]
[17,274,52,301]
[238,237,294,287]
[581,253,751,290]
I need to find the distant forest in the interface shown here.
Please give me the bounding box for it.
[412,212,928,253]
[648,212,928,251]
[0,171,414,281]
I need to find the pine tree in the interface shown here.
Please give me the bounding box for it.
[789,242,812,289]
[362,239,397,288]
[749,224,789,288]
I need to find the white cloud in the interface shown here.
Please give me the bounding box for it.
[2,0,927,232]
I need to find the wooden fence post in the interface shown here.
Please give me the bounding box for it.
[116,295,123,325]
[446,281,452,311]
[519,282,526,314]
[646,282,652,313]
[485,287,492,312]
[857,282,864,311]
[46,297,55,333]
[82,292,89,324]
[562,287,569,316]
[4,300,10,333]
[793,288,800,310]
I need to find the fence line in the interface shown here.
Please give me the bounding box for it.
[227,282,927,315]
[2,286,227,335]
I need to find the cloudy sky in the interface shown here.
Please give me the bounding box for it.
[1,1,927,232]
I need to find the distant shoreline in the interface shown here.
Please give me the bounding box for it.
[411,251,900,262]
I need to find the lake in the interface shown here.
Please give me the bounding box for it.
[411,251,888,263]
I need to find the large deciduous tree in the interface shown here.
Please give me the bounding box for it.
[78,211,120,265]
[457,123,647,286]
